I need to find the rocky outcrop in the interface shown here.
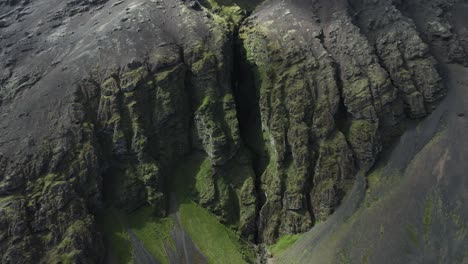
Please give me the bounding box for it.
[349,0,445,118]
[395,0,467,65]
[0,0,466,262]
[0,0,255,261]
[238,0,452,243]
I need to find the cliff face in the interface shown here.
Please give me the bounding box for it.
[0,0,465,263]
[239,0,450,243]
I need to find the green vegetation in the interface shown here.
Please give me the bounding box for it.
[364,165,402,209]
[202,0,262,30]
[206,0,261,11]
[195,157,216,205]
[423,197,434,242]
[198,94,217,112]
[361,248,372,264]
[179,201,250,264]
[405,224,420,247]
[97,209,133,264]
[206,0,245,27]
[338,251,352,264]
[128,207,175,263]
[364,167,384,208]
[98,151,255,264]
[171,153,255,263]
[170,152,207,199]
[451,212,468,239]
[43,219,93,264]
[97,207,175,264]
[366,166,383,189]
[268,234,303,256]
[120,67,148,91]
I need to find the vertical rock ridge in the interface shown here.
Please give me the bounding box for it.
[348,0,445,118]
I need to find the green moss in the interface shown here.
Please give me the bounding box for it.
[44,219,95,263]
[366,167,383,189]
[338,251,352,264]
[171,152,207,200]
[364,166,401,209]
[54,250,80,264]
[314,178,335,196]
[154,66,181,82]
[268,234,303,256]
[102,77,119,94]
[195,158,216,205]
[103,163,146,210]
[364,167,384,208]
[170,153,255,261]
[39,232,54,244]
[405,224,420,247]
[179,201,251,264]
[191,51,217,74]
[127,207,175,264]
[348,119,375,135]
[203,0,247,30]
[379,224,385,237]
[198,95,216,112]
[96,209,133,264]
[120,67,147,91]
[423,197,434,242]
[451,212,468,239]
[205,0,260,11]
[28,173,64,206]
[361,248,371,264]
[347,120,378,151]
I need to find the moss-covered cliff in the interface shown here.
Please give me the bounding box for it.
[0,0,466,263]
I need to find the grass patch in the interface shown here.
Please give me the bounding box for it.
[179,201,250,264]
[451,212,468,239]
[339,251,352,264]
[97,209,133,264]
[97,207,175,264]
[170,152,207,200]
[268,234,303,256]
[209,0,261,11]
[127,207,175,263]
[364,165,402,209]
[195,157,216,204]
[405,224,420,248]
[423,197,434,242]
[170,153,255,262]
